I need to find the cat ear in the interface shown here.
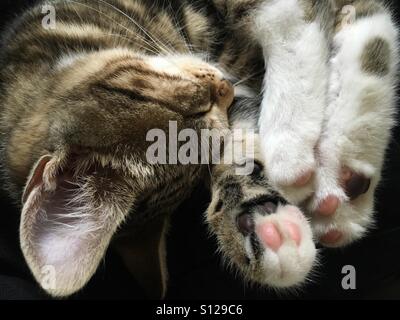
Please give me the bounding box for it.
[20,154,135,297]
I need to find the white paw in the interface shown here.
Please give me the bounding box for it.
[254,0,306,42]
[240,204,316,287]
[260,131,316,203]
[309,164,375,247]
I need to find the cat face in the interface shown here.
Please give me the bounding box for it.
[5,49,234,186]
[13,49,234,297]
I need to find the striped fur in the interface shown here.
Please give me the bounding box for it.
[0,0,398,297]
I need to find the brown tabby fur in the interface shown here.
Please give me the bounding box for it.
[0,0,392,298]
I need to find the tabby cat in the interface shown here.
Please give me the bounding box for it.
[0,0,398,298]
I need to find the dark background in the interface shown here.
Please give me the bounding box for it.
[0,0,399,300]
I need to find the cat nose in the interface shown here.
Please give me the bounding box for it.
[215,79,234,110]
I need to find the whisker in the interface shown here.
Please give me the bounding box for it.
[166,1,194,55]
[65,1,223,84]
[96,33,160,55]
[143,12,177,55]
[67,0,163,55]
[95,0,174,55]
[233,71,264,87]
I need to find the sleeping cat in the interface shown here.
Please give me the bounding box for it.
[0,0,398,298]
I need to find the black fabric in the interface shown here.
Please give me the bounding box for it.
[0,0,399,300]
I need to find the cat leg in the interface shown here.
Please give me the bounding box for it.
[253,0,334,202]
[309,1,399,247]
[206,116,316,288]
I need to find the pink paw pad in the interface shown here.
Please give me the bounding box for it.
[316,195,340,217]
[256,223,282,252]
[293,171,314,187]
[256,221,302,252]
[284,221,301,246]
[320,230,343,245]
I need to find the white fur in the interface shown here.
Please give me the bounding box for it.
[149,54,224,79]
[253,205,316,287]
[56,53,85,70]
[310,13,399,246]
[234,85,257,99]
[253,1,398,247]
[254,0,329,200]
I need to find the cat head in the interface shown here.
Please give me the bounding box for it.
[8,49,234,297]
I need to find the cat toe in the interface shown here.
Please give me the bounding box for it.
[310,165,375,247]
[259,133,317,204]
[247,204,316,288]
[315,195,340,217]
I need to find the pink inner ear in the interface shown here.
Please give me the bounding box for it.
[32,175,96,265]
[22,155,53,204]
[20,155,135,296]
[22,165,103,288]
